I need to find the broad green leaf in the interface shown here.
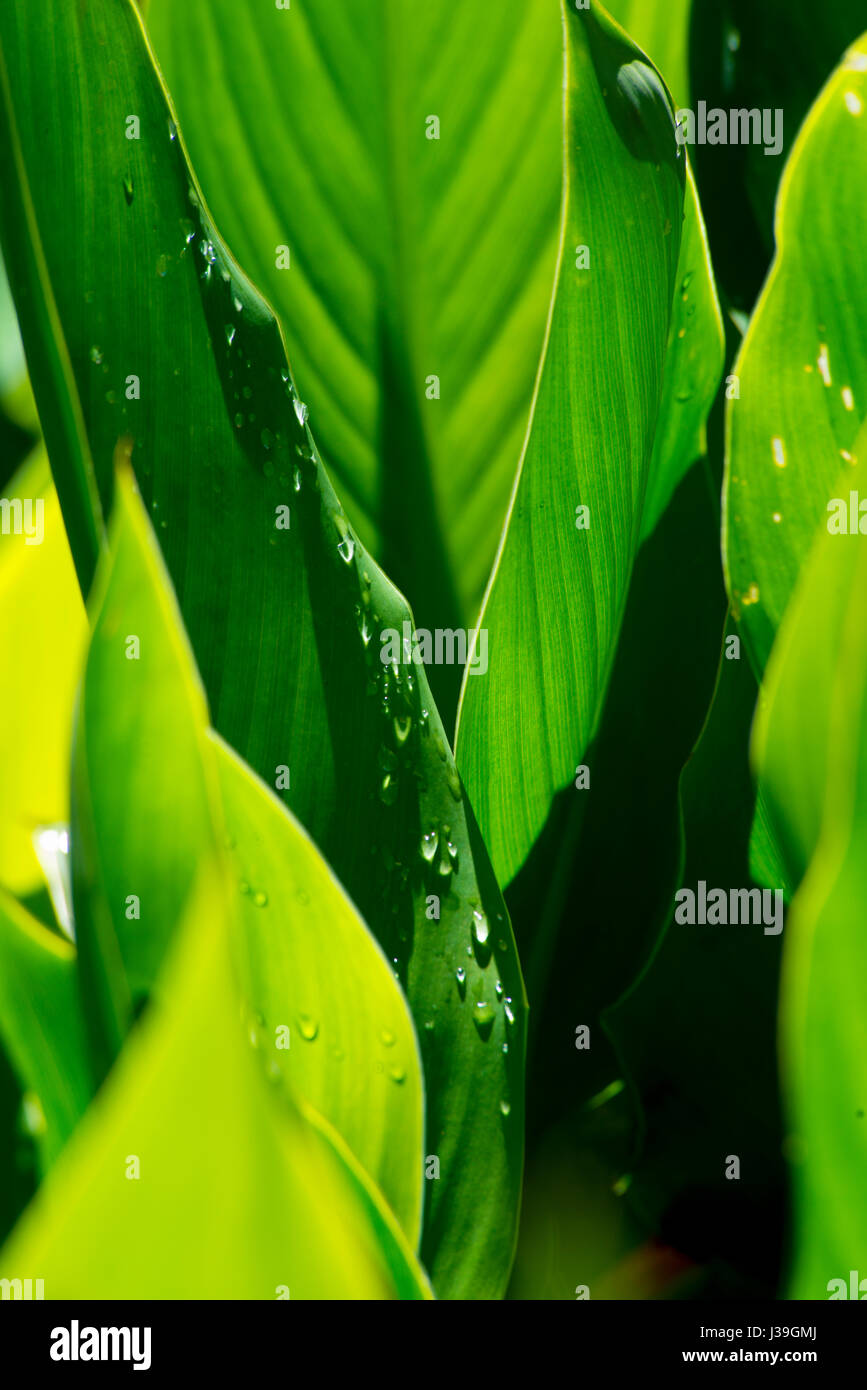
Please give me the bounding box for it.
[0,889,90,1173]
[212,733,424,1248]
[751,522,867,1298]
[75,463,424,1249]
[723,38,867,669]
[511,458,725,1082]
[750,479,864,893]
[0,448,86,897]
[601,5,723,540]
[0,871,430,1299]
[1,0,525,1295]
[456,4,691,888]
[147,0,563,636]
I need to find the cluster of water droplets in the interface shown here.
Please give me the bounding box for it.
[164,140,517,1119]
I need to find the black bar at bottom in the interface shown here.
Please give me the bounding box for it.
[0,1299,861,1372]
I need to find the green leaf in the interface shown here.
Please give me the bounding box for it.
[750,521,867,1298]
[146,0,563,639]
[724,37,867,669]
[0,889,91,1173]
[74,462,425,1250]
[0,41,104,592]
[0,869,431,1299]
[571,10,723,543]
[641,163,723,540]
[0,0,525,1296]
[212,733,425,1248]
[71,445,220,1078]
[750,498,864,892]
[0,448,86,897]
[456,5,718,887]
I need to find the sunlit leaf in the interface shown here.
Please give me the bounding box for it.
[0,449,86,898]
[724,38,867,669]
[0,0,525,1296]
[0,870,430,1299]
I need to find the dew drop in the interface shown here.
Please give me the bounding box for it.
[817,343,832,387]
[394,713,412,744]
[472,907,490,947]
[455,967,467,999]
[253,890,268,908]
[420,829,439,863]
[504,999,516,1028]
[389,1065,406,1084]
[338,535,355,564]
[473,1000,495,1038]
[122,174,134,206]
[234,412,244,429]
[380,1028,395,1047]
[294,399,309,426]
[499,1099,511,1117]
[297,1013,319,1042]
[771,436,787,469]
[379,773,398,805]
[238,879,251,896]
[225,323,236,347]
[89,345,104,365]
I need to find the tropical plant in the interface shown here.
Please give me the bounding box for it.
[0,0,864,1301]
